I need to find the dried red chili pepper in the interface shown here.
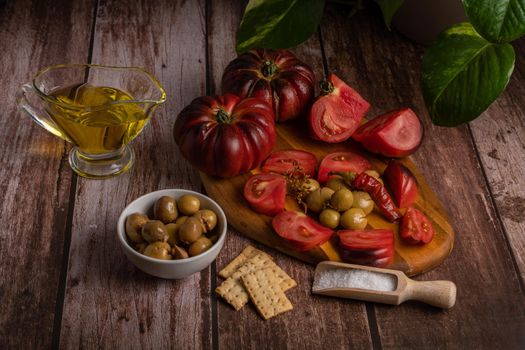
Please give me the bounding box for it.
[345,172,401,222]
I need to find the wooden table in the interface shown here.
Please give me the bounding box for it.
[1,1,524,349]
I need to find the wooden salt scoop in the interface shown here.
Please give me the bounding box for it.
[312,261,456,309]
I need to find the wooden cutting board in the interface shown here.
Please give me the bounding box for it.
[200,121,454,276]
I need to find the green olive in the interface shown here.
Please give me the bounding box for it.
[352,191,374,215]
[319,209,340,229]
[171,245,189,259]
[364,170,383,185]
[188,236,213,257]
[178,217,204,244]
[209,234,219,244]
[306,187,335,213]
[340,208,368,230]
[330,188,354,212]
[302,178,320,193]
[153,196,178,223]
[325,178,348,192]
[178,195,201,216]
[193,209,217,232]
[135,243,147,254]
[166,223,181,246]
[175,216,188,226]
[141,220,169,243]
[143,242,172,260]
[125,212,148,243]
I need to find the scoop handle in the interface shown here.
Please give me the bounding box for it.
[403,279,457,309]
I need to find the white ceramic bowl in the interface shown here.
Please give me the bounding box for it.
[117,189,227,279]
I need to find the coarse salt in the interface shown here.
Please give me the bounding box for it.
[312,268,397,292]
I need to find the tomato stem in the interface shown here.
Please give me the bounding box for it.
[261,60,278,78]
[216,109,232,123]
[319,80,334,95]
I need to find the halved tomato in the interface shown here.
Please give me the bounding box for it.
[317,151,372,183]
[272,211,333,251]
[261,149,317,177]
[309,74,370,143]
[352,108,423,157]
[400,207,434,244]
[244,173,287,216]
[383,160,419,208]
[338,229,395,267]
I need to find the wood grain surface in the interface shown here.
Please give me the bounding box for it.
[1,0,524,349]
[0,0,93,348]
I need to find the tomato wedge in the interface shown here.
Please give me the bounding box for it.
[317,151,372,183]
[383,160,419,208]
[338,229,395,267]
[400,207,434,245]
[352,108,423,157]
[261,149,317,177]
[244,173,287,216]
[309,74,370,143]
[272,211,333,251]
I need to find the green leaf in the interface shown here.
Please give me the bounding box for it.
[373,0,404,30]
[422,23,515,126]
[236,0,325,53]
[462,0,525,43]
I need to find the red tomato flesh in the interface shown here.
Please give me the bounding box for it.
[244,173,287,216]
[272,211,334,251]
[309,74,370,143]
[338,229,395,267]
[400,207,435,245]
[352,108,423,157]
[383,160,419,208]
[261,149,317,177]
[317,151,372,183]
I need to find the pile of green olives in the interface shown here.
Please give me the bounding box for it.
[305,177,375,230]
[125,194,219,260]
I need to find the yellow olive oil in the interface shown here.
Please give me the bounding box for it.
[47,84,148,154]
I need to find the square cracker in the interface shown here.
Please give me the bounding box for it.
[215,252,296,310]
[218,246,265,279]
[241,267,293,320]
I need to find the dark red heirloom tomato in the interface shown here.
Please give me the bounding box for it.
[352,108,423,157]
[173,94,276,178]
[338,229,395,267]
[221,49,315,122]
[261,149,317,177]
[383,160,419,208]
[309,74,370,143]
[400,207,435,245]
[317,151,372,183]
[244,173,287,216]
[272,211,333,251]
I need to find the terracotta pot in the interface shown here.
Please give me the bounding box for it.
[392,0,468,44]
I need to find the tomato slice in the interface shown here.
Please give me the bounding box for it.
[272,211,334,251]
[309,74,370,143]
[244,173,287,216]
[400,207,435,245]
[261,149,317,177]
[338,229,395,267]
[352,108,423,157]
[317,151,372,183]
[383,160,419,208]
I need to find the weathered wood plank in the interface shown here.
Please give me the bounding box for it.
[321,5,525,349]
[208,2,373,349]
[469,38,525,284]
[0,0,93,348]
[58,0,210,348]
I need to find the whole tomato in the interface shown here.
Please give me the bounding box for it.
[221,49,315,122]
[173,94,276,178]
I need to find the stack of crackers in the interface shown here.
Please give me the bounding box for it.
[215,246,297,320]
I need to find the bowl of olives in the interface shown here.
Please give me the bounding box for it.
[117,189,227,279]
